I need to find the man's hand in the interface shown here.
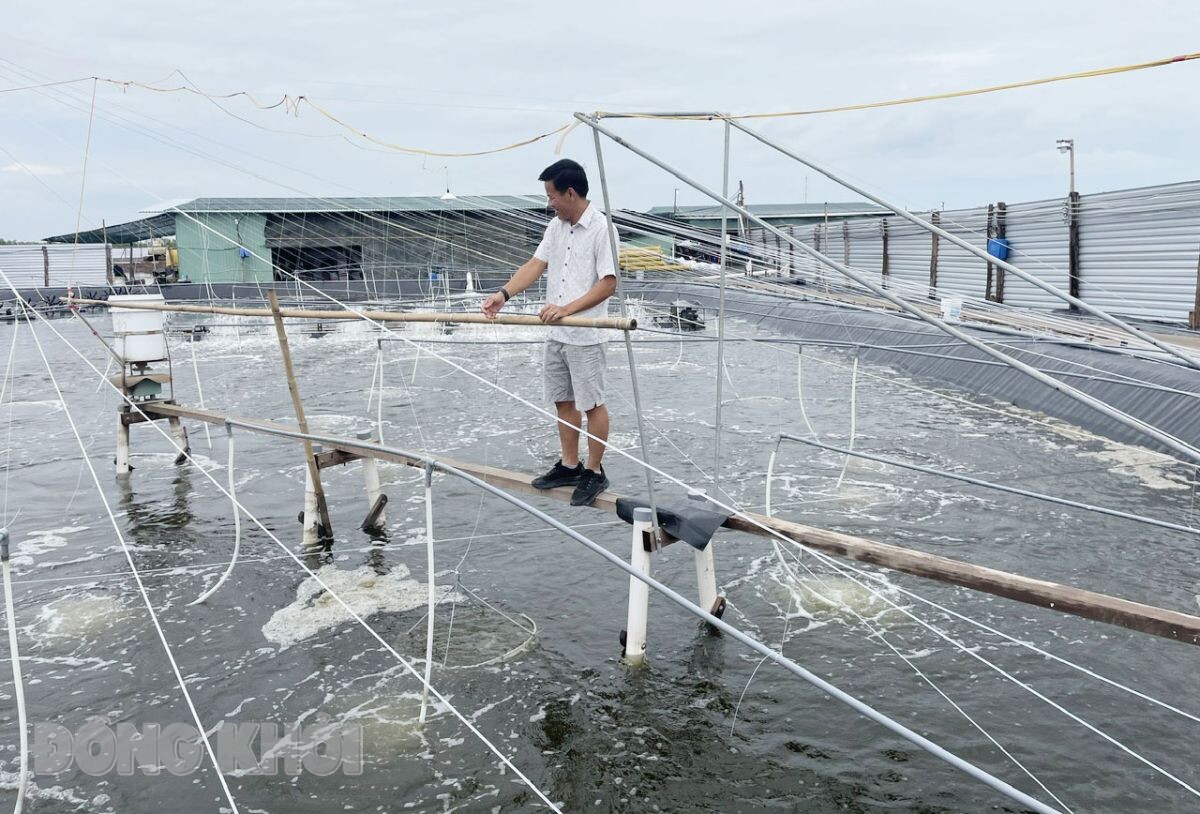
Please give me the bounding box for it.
[539,303,571,323]
[482,291,505,319]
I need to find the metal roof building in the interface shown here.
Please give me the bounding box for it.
[647,202,891,231]
[47,196,551,284]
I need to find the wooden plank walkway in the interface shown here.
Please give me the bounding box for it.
[141,400,1200,646]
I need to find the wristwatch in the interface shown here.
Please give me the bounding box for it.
[500,286,512,302]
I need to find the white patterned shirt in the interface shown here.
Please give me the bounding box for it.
[534,203,618,345]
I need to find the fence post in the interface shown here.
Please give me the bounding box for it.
[995,203,1007,303]
[41,245,49,287]
[928,211,940,299]
[1068,190,1081,309]
[1190,240,1200,330]
[881,219,889,288]
[985,203,996,300]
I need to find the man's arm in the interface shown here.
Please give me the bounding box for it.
[482,257,547,318]
[538,275,617,323]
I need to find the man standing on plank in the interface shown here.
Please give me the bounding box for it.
[482,159,617,507]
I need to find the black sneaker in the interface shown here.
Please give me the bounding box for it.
[532,459,583,490]
[570,466,609,507]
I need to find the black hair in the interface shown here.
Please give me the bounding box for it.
[538,159,589,199]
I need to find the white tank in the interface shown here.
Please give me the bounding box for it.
[110,294,168,363]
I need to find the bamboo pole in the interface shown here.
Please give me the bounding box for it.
[266,291,333,543]
[72,297,637,331]
[141,400,1200,646]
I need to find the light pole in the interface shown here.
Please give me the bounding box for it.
[1056,138,1075,194]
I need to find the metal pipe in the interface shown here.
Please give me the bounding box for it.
[780,434,1200,538]
[71,298,637,331]
[214,418,1060,814]
[726,119,1200,371]
[573,113,1200,465]
[713,119,732,497]
[592,125,664,545]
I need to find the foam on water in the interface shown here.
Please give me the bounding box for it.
[262,564,462,649]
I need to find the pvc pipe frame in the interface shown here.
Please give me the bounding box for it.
[780,433,1200,538]
[573,113,1200,466]
[218,419,1061,814]
[70,298,638,332]
[723,119,1200,372]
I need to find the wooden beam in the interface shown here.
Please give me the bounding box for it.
[141,400,1200,646]
[70,298,637,331]
[267,290,334,541]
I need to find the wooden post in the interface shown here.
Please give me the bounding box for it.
[694,542,723,620]
[41,245,49,288]
[994,203,1007,304]
[928,211,940,299]
[115,412,131,475]
[842,221,850,267]
[167,417,190,465]
[985,203,996,301]
[267,290,334,544]
[623,506,653,666]
[301,452,321,548]
[357,429,386,532]
[881,219,889,288]
[1191,240,1200,330]
[1068,191,1081,309]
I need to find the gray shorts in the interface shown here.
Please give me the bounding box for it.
[544,340,607,412]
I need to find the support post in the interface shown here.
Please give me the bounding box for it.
[928,210,940,299]
[301,448,321,549]
[995,202,1007,303]
[985,203,996,301]
[623,506,653,666]
[693,541,723,620]
[115,411,131,475]
[358,429,386,531]
[713,119,731,498]
[1191,239,1200,331]
[167,416,190,465]
[1067,190,1081,309]
[880,218,889,288]
[41,245,49,288]
[267,290,333,544]
[590,122,663,547]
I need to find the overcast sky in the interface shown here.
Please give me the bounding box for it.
[1,1,1197,239]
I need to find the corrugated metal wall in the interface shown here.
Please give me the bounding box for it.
[739,181,1200,324]
[1078,181,1200,322]
[0,244,109,288]
[933,207,989,301]
[1000,198,1071,310]
[177,213,273,283]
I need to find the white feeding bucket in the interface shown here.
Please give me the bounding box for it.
[111,294,168,363]
[940,297,963,323]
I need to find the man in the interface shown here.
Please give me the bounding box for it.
[481,158,618,507]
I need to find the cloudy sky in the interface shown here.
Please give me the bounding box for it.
[1,1,1197,239]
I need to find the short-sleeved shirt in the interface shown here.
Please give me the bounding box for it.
[533,203,618,346]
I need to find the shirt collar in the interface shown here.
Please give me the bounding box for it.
[573,203,600,229]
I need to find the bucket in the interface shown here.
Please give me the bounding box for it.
[111,294,168,363]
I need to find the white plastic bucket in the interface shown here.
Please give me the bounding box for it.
[111,294,168,362]
[940,298,963,323]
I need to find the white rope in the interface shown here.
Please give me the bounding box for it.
[189,338,212,449]
[188,423,240,606]
[834,351,859,491]
[0,530,28,814]
[18,300,562,812]
[770,542,1075,813]
[789,541,1200,799]
[6,287,241,814]
[795,346,819,440]
[419,466,436,724]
